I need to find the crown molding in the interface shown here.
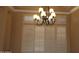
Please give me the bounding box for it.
[69,6,79,14]
[55,12,70,14]
[14,9,37,13]
[8,6,69,14]
[8,6,15,11]
[8,6,79,15]
[14,9,70,14]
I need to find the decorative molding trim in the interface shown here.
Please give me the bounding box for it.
[14,9,70,14]
[55,12,70,14]
[69,6,79,14]
[8,6,70,14]
[8,6,15,11]
[8,6,79,14]
[14,9,37,13]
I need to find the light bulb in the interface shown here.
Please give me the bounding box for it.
[48,15,52,21]
[33,14,37,19]
[33,14,38,19]
[37,15,40,20]
[49,8,54,13]
[39,7,44,13]
[51,12,56,17]
[41,11,46,17]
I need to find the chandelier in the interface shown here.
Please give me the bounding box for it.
[33,7,56,25]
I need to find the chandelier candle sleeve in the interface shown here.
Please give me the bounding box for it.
[48,15,53,21]
[37,16,40,20]
[51,12,56,17]
[33,15,38,19]
[41,11,46,17]
[39,7,44,13]
[33,15,40,20]
[49,8,54,13]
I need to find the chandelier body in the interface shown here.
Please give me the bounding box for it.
[33,7,56,25]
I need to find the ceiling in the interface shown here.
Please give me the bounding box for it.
[14,6,75,12]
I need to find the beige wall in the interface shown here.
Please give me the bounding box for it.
[0,7,13,51]
[0,7,6,51]
[22,15,67,52]
[21,25,35,52]
[1,7,79,53]
[10,12,23,52]
[70,9,79,52]
[3,7,13,51]
[22,25,67,53]
[0,7,23,52]
[66,14,71,52]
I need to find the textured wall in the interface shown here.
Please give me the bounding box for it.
[21,25,35,52]
[21,15,67,52]
[34,26,45,52]
[22,25,67,52]
[0,7,69,52]
[66,14,71,52]
[0,8,24,52]
[10,13,23,52]
[0,7,6,51]
[70,9,79,52]
[3,7,13,51]
[0,7,12,51]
